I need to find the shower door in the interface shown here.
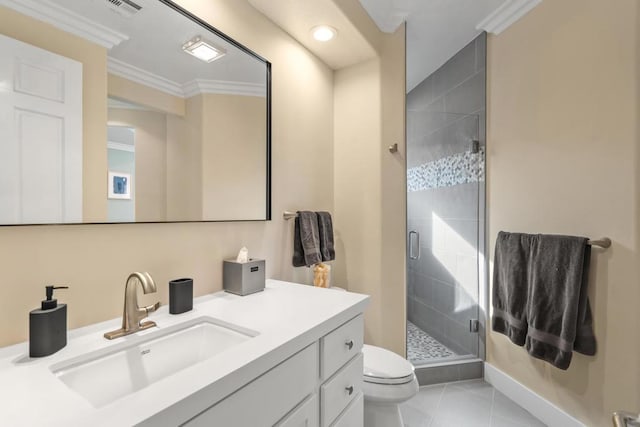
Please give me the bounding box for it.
[406,110,484,366]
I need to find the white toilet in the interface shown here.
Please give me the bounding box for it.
[361,344,419,427]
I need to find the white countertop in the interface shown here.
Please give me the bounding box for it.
[0,280,369,427]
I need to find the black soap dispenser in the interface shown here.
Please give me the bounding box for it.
[29,285,69,357]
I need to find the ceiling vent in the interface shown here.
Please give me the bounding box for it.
[103,0,142,18]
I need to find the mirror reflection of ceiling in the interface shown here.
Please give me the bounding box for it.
[107,124,135,146]
[43,0,266,94]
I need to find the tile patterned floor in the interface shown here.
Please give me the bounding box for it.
[400,380,547,427]
[407,321,457,363]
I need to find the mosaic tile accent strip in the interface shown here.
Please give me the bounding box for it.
[407,321,457,363]
[407,148,485,192]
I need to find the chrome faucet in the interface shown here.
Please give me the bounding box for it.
[104,272,161,340]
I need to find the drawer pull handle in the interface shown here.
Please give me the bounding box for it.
[345,386,354,395]
[345,340,354,350]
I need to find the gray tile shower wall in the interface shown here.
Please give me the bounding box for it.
[407,33,486,358]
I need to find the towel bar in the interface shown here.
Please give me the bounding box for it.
[283,211,297,220]
[283,211,335,220]
[588,237,611,248]
[285,211,612,250]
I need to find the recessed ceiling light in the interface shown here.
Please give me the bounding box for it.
[182,36,226,63]
[311,25,337,42]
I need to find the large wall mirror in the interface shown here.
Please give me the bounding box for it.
[0,0,271,225]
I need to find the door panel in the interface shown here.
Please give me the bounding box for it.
[17,109,64,223]
[14,59,65,102]
[0,33,82,224]
[406,112,482,363]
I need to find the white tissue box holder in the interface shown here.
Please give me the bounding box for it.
[223,259,265,296]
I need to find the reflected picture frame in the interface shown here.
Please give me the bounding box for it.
[108,171,131,200]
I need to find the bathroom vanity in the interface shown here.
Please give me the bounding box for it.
[0,280,368,426]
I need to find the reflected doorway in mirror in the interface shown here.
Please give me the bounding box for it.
[108,172,132,200]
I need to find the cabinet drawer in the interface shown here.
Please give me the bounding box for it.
[185,342,318,427]
[331,392,363,427]
[320,315,363,380]
[320,353,363,427]
[276,394,319,427]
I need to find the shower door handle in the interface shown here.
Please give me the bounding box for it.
[409,231,420,260]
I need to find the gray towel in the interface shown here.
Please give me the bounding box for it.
[316,211,335,262]
[292,211,322,267]
[492,231,596,370]
[492,232,531,346]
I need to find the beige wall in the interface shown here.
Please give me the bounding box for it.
[379,26,407,356]
[108,77,268,222]
[165,110,199,221]
[108,109,168,222]
[333,25,406,356]
[487,0,640,425]
[0,6,108,222]
[202,93,266,220]
[334,58,383,345]
[108,74,186,117]
[175,95,204,220]
[0,0,334,347]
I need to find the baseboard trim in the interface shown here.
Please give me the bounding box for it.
[484,363,585,427]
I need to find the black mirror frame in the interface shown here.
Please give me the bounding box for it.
[4,0,272,227]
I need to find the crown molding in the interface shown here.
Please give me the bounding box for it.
[108,58,266,98]
[108,57,185,98]
[476,0,542,35]
[182,79,266,98]
[0,0,128,48]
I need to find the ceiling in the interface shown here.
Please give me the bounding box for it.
[358,0,507,91]
[249,0,541,92]
[9,0,541,95]
[248,0,379,70]
[358,0,543,91]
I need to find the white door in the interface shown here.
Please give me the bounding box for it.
[0,33,82,224]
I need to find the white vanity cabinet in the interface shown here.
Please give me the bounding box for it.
[319,315,364,427]
[321,315,364,381]
[0,280,369,427]
[185,343,319,426]
[180,314,365,427]
[276,395,319,427]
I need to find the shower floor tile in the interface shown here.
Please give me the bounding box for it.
[407,321,457,363]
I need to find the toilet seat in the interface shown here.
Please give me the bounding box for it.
[362,344,419,427]
[365,373,415,385]
[362,344,415,385]
[363,378,419,403]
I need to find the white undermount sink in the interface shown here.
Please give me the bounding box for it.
[50,316,258,408]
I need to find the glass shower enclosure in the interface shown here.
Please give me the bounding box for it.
[406,111,483,365]
[405,32,486,379]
